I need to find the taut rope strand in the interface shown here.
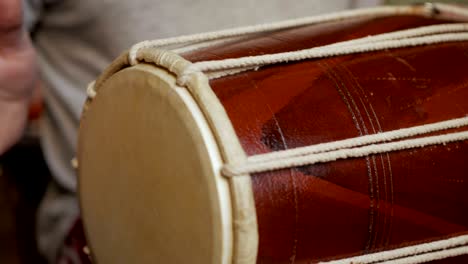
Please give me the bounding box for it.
[248,116,468,163]
[319,235,468,264]
[222,130,468,177]
[180,32,468,84]
[382,247,468,264]
[128,4,435,65]
[204,23,468,80]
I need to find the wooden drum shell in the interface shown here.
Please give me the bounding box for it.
[182,14,468,263]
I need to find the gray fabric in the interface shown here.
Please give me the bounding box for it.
[23,0,42,31]
[36,182,79,263]
[24,0,379,262]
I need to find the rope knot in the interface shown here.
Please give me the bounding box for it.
[86,81,97,99]
[221,163,244,178]
[424,3,441,17]
[129,40,153,65]
[176,64,200,86]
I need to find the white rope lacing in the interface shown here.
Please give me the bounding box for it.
[122,1,468,86]
[248,116,468,163]
[222,129,468,177]
[179,31,468,84]
[128,4,437,65]
[382,247,468,264]
[319,235,468,264]
[128,3,468,65]
[196,22,467,81]
[333,22,468,44]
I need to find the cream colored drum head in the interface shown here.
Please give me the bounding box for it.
[78,64,232,264]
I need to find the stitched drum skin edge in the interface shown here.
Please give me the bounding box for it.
[78,50,258,264]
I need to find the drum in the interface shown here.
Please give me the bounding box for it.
[77,3,468,264]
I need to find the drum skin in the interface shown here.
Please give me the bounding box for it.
[184,15,468,263]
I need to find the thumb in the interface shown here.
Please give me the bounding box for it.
[0,0,24,48]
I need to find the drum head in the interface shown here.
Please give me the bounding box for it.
[78,64,232,264]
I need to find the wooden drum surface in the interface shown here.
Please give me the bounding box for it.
[79,66,233,264]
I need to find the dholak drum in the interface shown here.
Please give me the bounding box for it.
[78,3,468,264]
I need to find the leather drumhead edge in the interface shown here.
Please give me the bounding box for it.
[78,64,233,264]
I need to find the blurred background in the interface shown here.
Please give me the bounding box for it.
[387,0,467,3]
[0,136,49,264]
[0,0,467,263]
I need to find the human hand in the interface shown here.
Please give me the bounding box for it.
[0,0,39,154]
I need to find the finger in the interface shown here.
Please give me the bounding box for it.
[0,0,23,47]
[0,0,22,30]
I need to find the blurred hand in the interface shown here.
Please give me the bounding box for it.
[0,0,39,154]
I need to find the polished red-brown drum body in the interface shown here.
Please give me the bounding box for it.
[184,14,468,263]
